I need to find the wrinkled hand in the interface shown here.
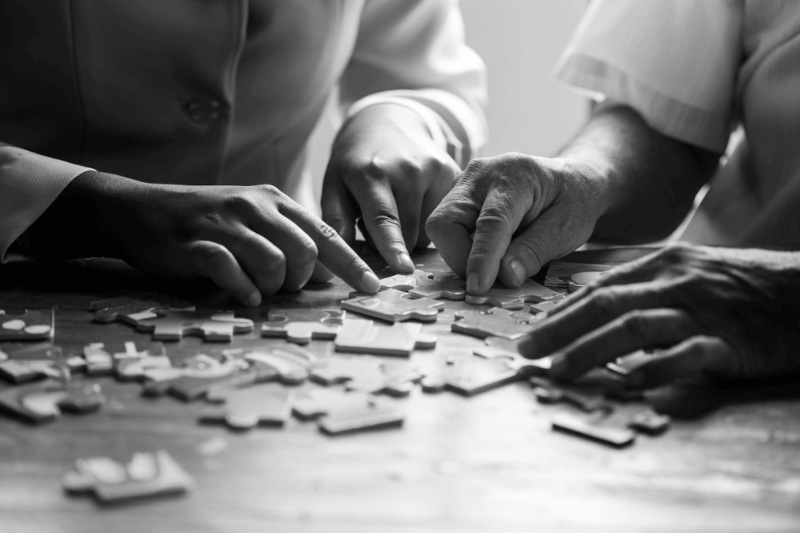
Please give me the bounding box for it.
[322,104,461,273]
[426,153,608,293]
[519,243,800,387]
[29,172,381,307]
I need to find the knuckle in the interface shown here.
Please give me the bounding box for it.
[511,240,546,270]
[316,220,343,243]
[195,244,230,271]
[585,287,619,320]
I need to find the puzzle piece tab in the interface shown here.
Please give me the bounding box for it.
[261,309,344,344]
[132,309,254,342]
[465,279,563,310]
[381,270,467,301]
[333,319,436,357]
[0,309,54,341]
[342,289,444,323]
[453,307,541,340]
[63,450,195,503]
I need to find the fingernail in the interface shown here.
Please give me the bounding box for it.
[360,270,381,294]
[246,291,261,308]
[509,260,526,286]
[466,272,480,293]
[397,252,414,272]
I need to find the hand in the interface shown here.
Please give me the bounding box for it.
[27,172,381,306]
[518,243,800,387]
[321,104,461,273]
[426,153,609,293]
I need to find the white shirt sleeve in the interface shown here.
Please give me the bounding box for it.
[0,144,93,261]
[341,0,488,167]
[555,0,743,153]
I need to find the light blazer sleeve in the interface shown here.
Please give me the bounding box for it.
[341,0,488,166]
[0,144,93,261]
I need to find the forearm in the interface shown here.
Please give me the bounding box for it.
[559,105,720,243]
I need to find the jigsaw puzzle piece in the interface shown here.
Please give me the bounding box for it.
[132,309,254,342]
[200,386,294,430]
[627,408,671,435]
[237,345,318,385]
[551,410,636,448]
[333,319,436,357]
[0,381,105,423]
[0,309,54,341]
[63,450,195,503]
[91,296,194,325]
[472,336,552,378]
[342,289,444,323]
[528,376,609,412]
[453,307,541,340]
[381,270,466,301]
[465,279,563,310]
[292,389,404,435]
[261,308,344,344]
[420,353,522,397]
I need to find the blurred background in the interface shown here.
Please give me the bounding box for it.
[309,0,589,201]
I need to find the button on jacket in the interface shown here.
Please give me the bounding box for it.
[0,0,487,258]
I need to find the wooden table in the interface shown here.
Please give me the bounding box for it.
[2,246,799,533]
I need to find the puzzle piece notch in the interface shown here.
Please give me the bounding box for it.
[261,309,344,344]
[464,279,563,310]
[63,450,195,503]
[0,381,105,423]
[200,386,294,430]
[131,309,254,342]
[0,309,54,341]
[453,307,542,340]
[381,270,467,301]
[292,389,404,435]
[342,289,444,323]
[333,319,436,357]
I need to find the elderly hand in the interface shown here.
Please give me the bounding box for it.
[426,152,610,293]
[321,104,461,273]
[519,243,800,387]
[28,172,381,307]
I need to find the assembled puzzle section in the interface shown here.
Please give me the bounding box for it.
[261,308,344,344]
[381,270,467,301]
[452,307,541,340]
[131,309,254,342]
[465,279,563,310]
[0,309,54,341]
[341,289,444,322]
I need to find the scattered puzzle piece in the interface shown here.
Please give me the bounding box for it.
[0,309,54,341]
[568,271,607,293]
[453,307,541,340]
[0,344,64,383]
[237,345,318,385]
[627,408,671,435]
[473,336,552,378]
[551,410,636,448]
[421,352,522,397]
[342,289,444,323]
[0,381,105,423]
[63,450,195,503]
[200,386,294,430]
[529,376,609,412]
[261,309,344,344]
[140,354,243,400]
[131,309,254,342]
[465,279,563,310]
[333,319,436,357]
[381,270,466,301]
[91,296,194,325]
[292,389,404,435]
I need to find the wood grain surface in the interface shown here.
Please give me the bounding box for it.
[1,246,799,533]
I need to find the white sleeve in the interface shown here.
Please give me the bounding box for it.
[0,144,93,261]
[555,0,742,153]
[341,0,488,166]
